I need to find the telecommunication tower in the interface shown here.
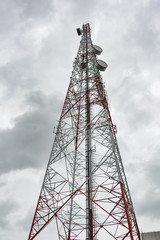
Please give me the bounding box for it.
[28,23,141,240]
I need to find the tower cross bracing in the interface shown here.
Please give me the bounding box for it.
[28,23,141,240]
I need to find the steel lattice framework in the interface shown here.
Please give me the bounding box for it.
[28,23,141,240]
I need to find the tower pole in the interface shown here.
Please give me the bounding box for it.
[83,24,93,240]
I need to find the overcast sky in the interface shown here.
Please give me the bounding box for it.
[0,0,160,239]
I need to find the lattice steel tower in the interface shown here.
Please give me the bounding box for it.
[28,23,141,240]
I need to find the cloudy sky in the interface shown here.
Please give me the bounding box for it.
[0,0,160,239]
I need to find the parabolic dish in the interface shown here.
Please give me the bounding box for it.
[93,45,103,55]
[97,59,108,71]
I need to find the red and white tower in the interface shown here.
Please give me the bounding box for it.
[28,23,141,240]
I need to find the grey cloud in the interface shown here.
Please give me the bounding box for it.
[146,147,160,186]
[70,0,98,19]
[136,187,160,219]
[118,1,160,65]
[18,0,54,19]
[111,74,156,130]
[0,0,56,69]
[129,146,160,219]
[0,0,54,27]
[0,200,18,229]
[0,1,20,35]
[0,91,61,174]
[16,206,33,231]
[0,56,36,90]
